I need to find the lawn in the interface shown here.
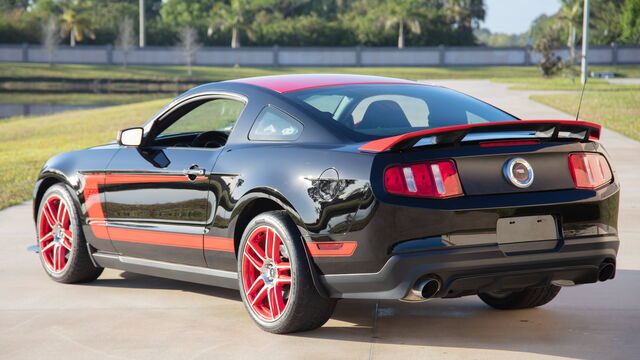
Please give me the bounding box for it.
[531,91,640,141]
[2,62,639,82]
[498,77,640,91]
[0,92,170,105]
[0,99,170,210]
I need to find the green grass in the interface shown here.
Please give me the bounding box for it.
[531,91,640,141]
[0,92,171,105]
[499,77,640,91]
[0,99,170,209]
[0,63,541,81]
[2,62,638,82]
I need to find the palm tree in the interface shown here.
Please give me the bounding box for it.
[208,0,256,48]
[558,0,582,64]
[59,1,95,47]
[378,0,422,48]
[443,0,485,40]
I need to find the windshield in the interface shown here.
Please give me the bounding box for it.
[284,84,518,138]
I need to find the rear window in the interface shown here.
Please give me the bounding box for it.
[284,84,518,138]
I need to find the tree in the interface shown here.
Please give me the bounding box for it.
[208,0,256,48]
[621,0,640,44]
[178,26,201,76]
[59,0,95,47]
[116,16,136,67]
[557,0,582,64]
[378,0,423,48]
[443,0,485,44]
[41,16,60,66]
[533,23,564,77]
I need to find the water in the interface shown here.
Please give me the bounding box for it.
[0,103,111,119]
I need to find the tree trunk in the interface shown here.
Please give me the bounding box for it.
[568,24,576,64]
[70,30,76,47]
[398,20,404,49]
[231,26,239,48]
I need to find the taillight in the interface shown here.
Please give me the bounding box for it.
[568,152,612,189]
[384,159,463,198]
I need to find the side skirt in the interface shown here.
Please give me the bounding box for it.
[92,252,239,290]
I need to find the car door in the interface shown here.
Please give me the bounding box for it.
[103,94,245,266]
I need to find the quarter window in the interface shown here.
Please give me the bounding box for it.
[249,106,303,141]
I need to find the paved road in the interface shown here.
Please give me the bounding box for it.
[2,81,638,360]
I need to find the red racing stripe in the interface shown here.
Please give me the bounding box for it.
[82,173,233,252]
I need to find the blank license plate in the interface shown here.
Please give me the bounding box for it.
[497,215,558,244]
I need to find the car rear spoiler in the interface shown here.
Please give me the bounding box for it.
[358,120,601,153]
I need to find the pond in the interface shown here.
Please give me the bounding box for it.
[0,103,111,118]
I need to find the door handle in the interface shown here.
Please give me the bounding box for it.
[183,165,206,179]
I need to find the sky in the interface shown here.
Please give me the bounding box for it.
[482,0,562,34]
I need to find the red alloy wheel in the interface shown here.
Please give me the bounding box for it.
[241,226,292,321]
[38,195,73,273]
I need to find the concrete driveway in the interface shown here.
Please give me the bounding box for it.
[2,80,638,360]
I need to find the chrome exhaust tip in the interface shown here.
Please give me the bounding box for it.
[401,277,442,302]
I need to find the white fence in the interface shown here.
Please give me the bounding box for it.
[0,44,638,67]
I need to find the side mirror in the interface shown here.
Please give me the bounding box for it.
[117,127,144,147]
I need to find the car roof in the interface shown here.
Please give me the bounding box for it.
[226,74,420,93]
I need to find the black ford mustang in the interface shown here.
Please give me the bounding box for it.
[33,74,619,333]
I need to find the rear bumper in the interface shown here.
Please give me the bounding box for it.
[320,235,619,299]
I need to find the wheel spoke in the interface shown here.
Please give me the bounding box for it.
[264,228,274,260]
[246,277,264,298]
[56,201,66,223]
[276,275,291,285]
[250,285,268,306]
[39,231,53,244]
[52,245,59,271]
[246,240,265,261]
[61,239,72,251]
[267,287,277,319]
[42,202,56,228]
[56,245,66,272]
[276,262,290,271]
[41,240,55,253]
[243,250,264,271]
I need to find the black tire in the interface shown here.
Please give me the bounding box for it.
[237,211,336,334]
[36,183,103,283]
[478,285,561,310]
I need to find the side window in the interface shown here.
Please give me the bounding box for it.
[159,98,244,137]
[249,106,303,141]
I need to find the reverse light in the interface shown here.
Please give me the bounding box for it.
[568,152,612,189]
[384,159,463,198]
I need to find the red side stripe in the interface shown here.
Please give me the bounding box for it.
[108,227,234,252]
[204,236,235,252]
[306,241,358,257]
[82,173,233,252]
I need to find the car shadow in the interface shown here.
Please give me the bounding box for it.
[297,268,640,360]
[86,271,242,301]
[83,269,639,359]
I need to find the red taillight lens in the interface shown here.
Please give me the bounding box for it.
[384,159,463,198]
[568,152,612,189]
